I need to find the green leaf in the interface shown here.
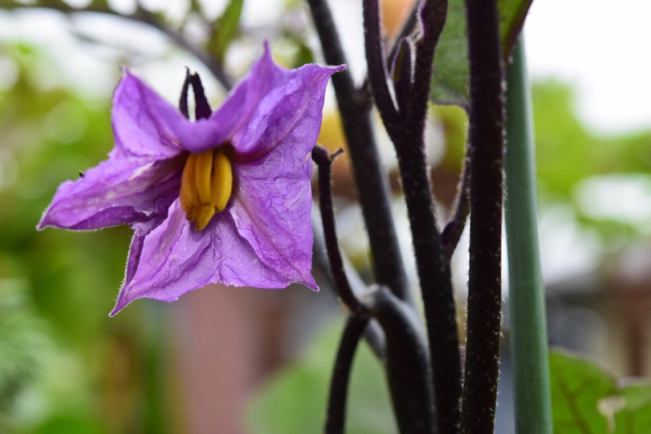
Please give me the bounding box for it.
[430,0,533,105]
[208,0,244,63]
[550,351,651,433]
[550,351,616,433]
[613,381,651,433]
[498,0,533,57]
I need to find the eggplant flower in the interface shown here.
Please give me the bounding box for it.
[38,44,344,315]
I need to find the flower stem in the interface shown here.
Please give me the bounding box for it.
[307,0,412,305]
[505,36,553,434]
[368,286,436,434]
[441,157,470,262]
[460,0,505,431]
[363,1,463,432]
[312,146,370,316]
[325,316,368,434]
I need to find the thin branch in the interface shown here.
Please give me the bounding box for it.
[312,216,386,361]
[362,0,400,137]
[407,0,448,132]
[441,153,470,261]
[324,316,368,434]
[460,0,506,431]
[312,146,370,317]
[363,0,463,431]
[307,0,412,306]
[386,3,419,68]
[5,1,233,90]
[367,285,436,434]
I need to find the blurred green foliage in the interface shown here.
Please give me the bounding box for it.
[550,351,651,433]
[246,318,397,434]
[0,43,171,433]
[430,0,532,105]
[0,1,648,432]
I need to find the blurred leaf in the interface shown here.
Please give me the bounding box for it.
[32,414,106,434]
[550,351,651,433]
[533,81,651,200]
[0,43,173,433]
[293,40,314,68]
[0,0,111,14]
[430,0,533,105]
[430,0,469,105]
[246,319,397,434]
[208,0,244,63]
[498,0,533,58]
[550,351,615,433]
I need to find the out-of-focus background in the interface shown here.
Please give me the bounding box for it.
[1,0,650,432]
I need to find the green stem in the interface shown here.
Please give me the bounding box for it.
[505,36,553,434]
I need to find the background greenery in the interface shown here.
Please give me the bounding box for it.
[0,1,650,432]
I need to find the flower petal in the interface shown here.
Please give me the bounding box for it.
[228,139,318,291]
[110,200,298,316]
[111,70,188,158]
[229,61,345,159]
[38,155,183,230]
[177,43,344,155]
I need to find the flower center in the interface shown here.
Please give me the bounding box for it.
[179,147,233,231]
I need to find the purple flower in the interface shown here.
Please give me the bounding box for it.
[38,44,344,315]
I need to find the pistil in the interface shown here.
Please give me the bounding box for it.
[180,147,233,230]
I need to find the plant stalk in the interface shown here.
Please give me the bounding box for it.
[461,0,505,431]
[505,36,553,434]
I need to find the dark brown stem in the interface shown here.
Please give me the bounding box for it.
[441,154,471,261]
[386,3,419,68]
[367,286,436,434]
[307,0,412,305]
[312,146,370,316]
[362,0,400,137]
[312,217,386,361]
[460,0,505,431]
[324,316,368,434]
[364,0,462,432]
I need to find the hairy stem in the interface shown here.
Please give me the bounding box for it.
[363,0,462,431]
[441,155,470,262]
[312,217,386,361]
[325,316,368,434]
[368,286,436,434]
[313,146,370,316]
[307,0,412,305]
[460,0,505,431]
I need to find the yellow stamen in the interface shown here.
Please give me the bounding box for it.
[180,153,198,222]
[211,149,233,212]
[194,204,216,231]
[179,147,234,231]
[194,150,214,204]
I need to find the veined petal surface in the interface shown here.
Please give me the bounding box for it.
[38,155,183,230]
[111,200,297,315]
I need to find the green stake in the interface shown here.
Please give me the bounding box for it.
[505,36,553,434]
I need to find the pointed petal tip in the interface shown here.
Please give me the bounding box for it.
[302,274,319,291]
[109,291,130,317]
[36,214,49,231]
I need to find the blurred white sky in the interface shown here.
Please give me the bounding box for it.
[1,0,649,135]
[525,0,651,135]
